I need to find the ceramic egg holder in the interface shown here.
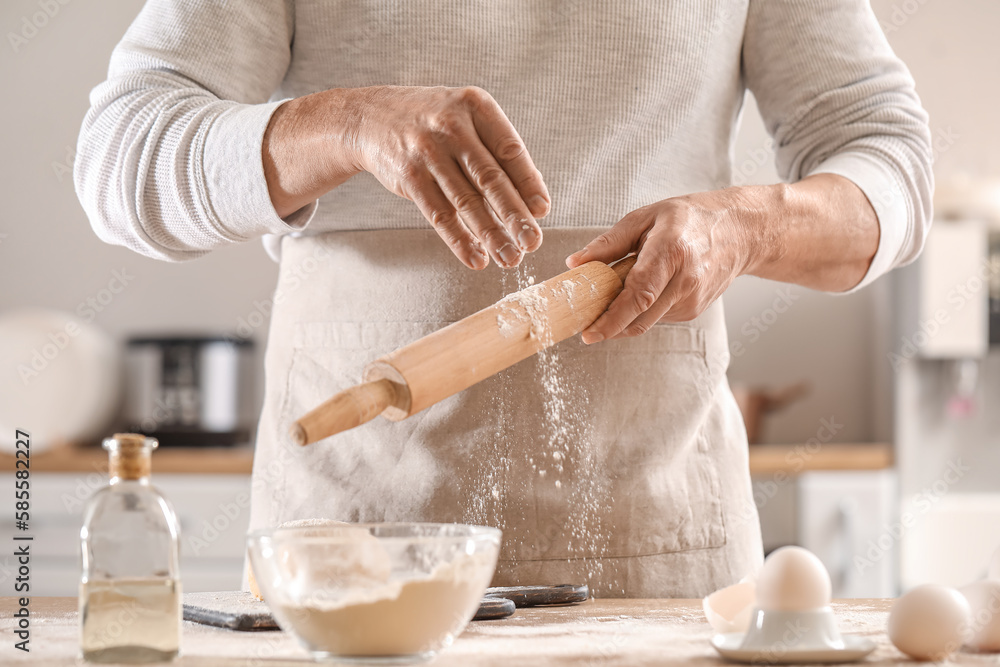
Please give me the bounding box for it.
[741,607,844,652]
[707,546,876,664]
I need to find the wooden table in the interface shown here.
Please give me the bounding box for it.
[0,597,941,666]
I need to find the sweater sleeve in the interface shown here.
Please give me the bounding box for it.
[74,0,315,262]
[743,0,933,291]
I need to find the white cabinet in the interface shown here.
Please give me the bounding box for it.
[797,470,897,598]
[0,473,250,597]
[753,467,897,597]
[900,493,1000,589]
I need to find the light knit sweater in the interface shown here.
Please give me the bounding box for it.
[75,0,932,290]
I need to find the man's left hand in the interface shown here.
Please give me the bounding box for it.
[566,187,767,343]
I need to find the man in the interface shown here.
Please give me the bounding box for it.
[76,0,931,597]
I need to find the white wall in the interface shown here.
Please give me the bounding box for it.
[2,0,997,445]
[728,0,1000,444]
[0,1,283,331]
[0,0,280,412]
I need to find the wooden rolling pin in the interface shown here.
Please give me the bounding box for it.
[291,256,637,445]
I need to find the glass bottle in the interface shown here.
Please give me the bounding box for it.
[79,433,181,663]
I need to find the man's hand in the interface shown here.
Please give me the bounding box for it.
[566,175,879,343]
[263,85,550,270]
[566,188,759,342]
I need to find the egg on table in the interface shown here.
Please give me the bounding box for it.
[960,579,1000,652]
[888,584,971,661]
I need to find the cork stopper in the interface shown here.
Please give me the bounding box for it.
[103,433,158,481]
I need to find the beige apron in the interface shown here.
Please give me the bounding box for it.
[248,228,762,598]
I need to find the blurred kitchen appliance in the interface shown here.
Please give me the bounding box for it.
[989,234,1000,345]
[123,336,254,447]
[900,219,988,358]
[894,208,1000,590]
[895,219,988,420]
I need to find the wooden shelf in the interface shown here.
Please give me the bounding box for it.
[1,442,892,477]
[748,442,893,475]
[0,445,254,475]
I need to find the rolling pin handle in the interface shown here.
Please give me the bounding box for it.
[290,378,398,446]
[610,255,638,282]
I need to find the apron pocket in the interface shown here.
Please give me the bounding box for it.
[275,321,455,523]
[507,323,727,561]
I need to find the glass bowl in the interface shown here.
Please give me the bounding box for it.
[247,522,501,664]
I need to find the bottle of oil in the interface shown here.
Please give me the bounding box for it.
[79,433,181,663]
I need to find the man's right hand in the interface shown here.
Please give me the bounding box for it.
[263,85,550,269]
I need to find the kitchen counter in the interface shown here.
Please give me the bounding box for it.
[748,443,893,475]
[1,597,916,665]
[0,443,891,476]
[0,444,255,474]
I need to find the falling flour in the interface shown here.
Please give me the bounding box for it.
[468,262,622,595]
[524,267,612,587]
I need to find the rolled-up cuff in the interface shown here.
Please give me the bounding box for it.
[202,100,317,241]
[808,151,909,293]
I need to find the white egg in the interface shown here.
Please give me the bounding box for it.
[755,546,831,611]
[988,546,1000,582]
[888,584,971,661]
[960,580,1000,652]
[703,578,756,633]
